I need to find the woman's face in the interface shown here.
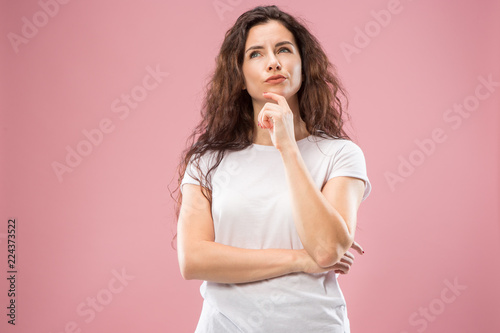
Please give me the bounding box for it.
[242,20,302,103]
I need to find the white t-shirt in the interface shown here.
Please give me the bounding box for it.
[180,134,372,333]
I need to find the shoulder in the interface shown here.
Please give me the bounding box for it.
[184,150,221,181]
[307,135,363,156]
[189,149,219,166]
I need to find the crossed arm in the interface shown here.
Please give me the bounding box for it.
[280,147,366,267]
[177,148,366,284]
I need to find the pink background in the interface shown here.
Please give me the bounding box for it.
[1,0,499,332]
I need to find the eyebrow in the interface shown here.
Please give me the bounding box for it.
[244,41,294,54]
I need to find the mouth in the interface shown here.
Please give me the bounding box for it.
[265,75,286,84]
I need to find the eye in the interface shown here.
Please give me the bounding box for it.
[249,47,292,59]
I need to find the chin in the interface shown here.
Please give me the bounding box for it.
[265,88,295,98]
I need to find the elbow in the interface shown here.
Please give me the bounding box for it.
[178,248,198,280]
[314,251,341,268]
[178,240,211,281]
[179,261,195,280]
[180,257,202,280]
[314,235,354,268]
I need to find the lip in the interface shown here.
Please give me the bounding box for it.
[265,75,286,83]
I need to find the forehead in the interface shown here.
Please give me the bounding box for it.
[245,20,296,47]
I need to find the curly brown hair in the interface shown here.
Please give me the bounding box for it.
[169,5,351,246]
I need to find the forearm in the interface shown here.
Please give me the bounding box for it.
[280,147,352,267]
[179,241,302,284]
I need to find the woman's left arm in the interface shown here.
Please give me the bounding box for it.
[258,92,367,268]
[280,148,365,268]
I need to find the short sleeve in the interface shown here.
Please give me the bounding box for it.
[180,152,214,194]
[327,140,372,202]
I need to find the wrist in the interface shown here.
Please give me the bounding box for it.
[279,143,300,160]
[290,249,305,273]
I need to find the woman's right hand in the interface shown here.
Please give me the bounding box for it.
[297,241,364,275]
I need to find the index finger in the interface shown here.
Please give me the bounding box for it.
[262,92,288,108]
[351,240,364,255]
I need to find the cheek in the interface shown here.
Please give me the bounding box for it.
[243,65,259,88]
[291,62,302,84]
[243,65,255,82]
[292,60,302,75]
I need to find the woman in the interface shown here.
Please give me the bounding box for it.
[173,5,372,332]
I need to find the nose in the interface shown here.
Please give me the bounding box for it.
[267,54,281,71]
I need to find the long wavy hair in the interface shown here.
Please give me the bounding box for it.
[169,5,352,246]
